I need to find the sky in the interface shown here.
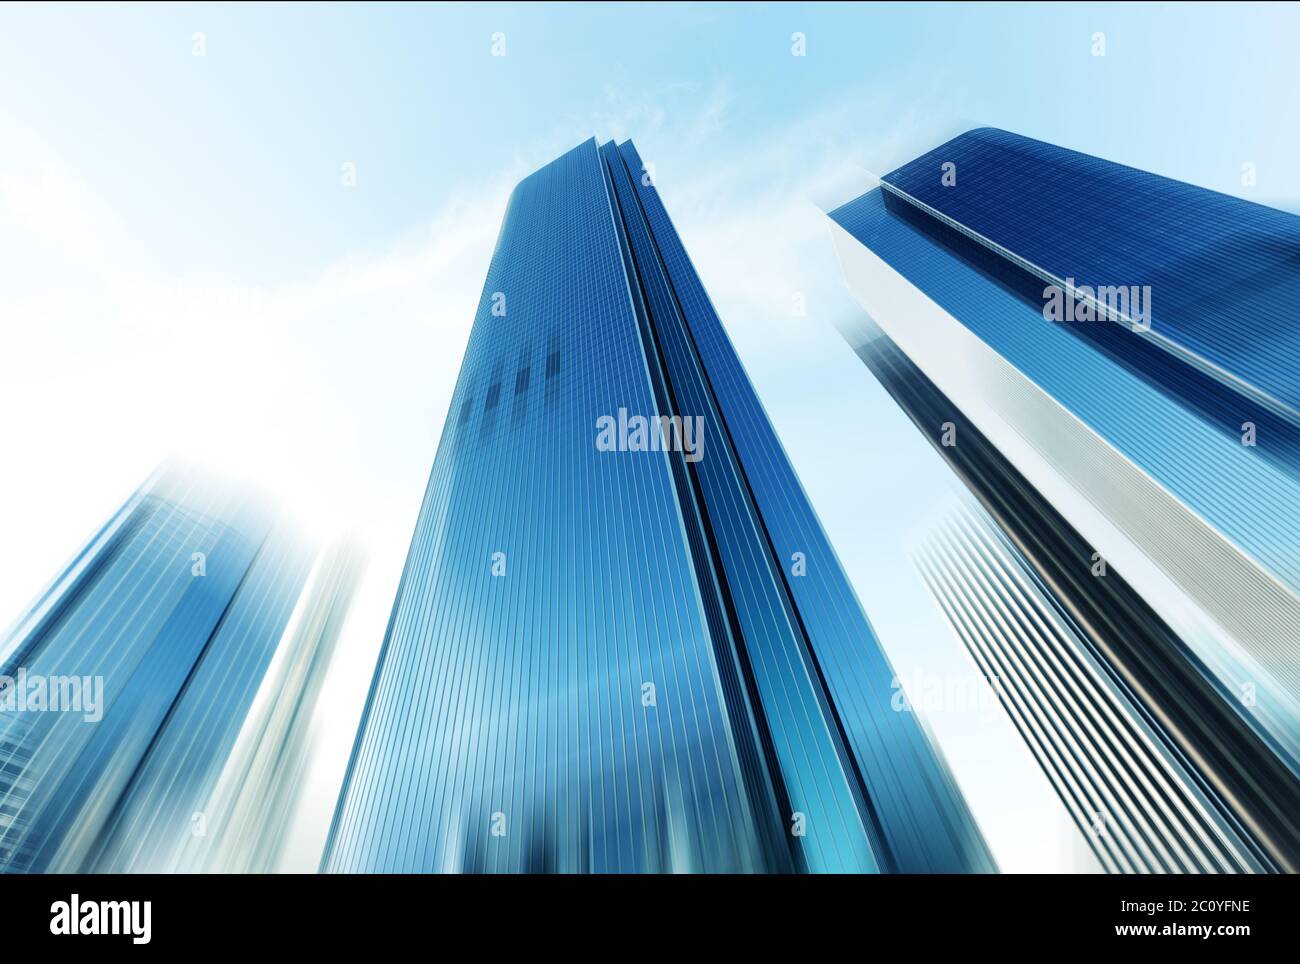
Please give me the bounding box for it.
[1,2,1297,871]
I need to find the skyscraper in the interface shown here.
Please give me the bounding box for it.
[828,127,1300,870]
[913,500,1263,873]
[0,462,352,872]
[323,138,992,873]
[183,541,362,873]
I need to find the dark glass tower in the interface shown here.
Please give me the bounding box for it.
[324,139,992,873]
[828,127,1300,871]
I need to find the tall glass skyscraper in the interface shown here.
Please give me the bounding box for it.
[0,462,348,873]
[828,127,1300,871]
[324,138,992,873]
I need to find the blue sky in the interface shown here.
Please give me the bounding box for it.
[5,3,1297,280]
[1,2,1296,870]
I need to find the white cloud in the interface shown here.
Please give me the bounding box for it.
[0,105,518,583]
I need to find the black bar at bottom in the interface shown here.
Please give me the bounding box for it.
[0,872,1287,951]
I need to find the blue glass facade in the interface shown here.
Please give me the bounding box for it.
[831,130,1300,599]
[876,128,1300,419]
[828,128,1300,867]
[0,462,316,872]
[323,138,991,873]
